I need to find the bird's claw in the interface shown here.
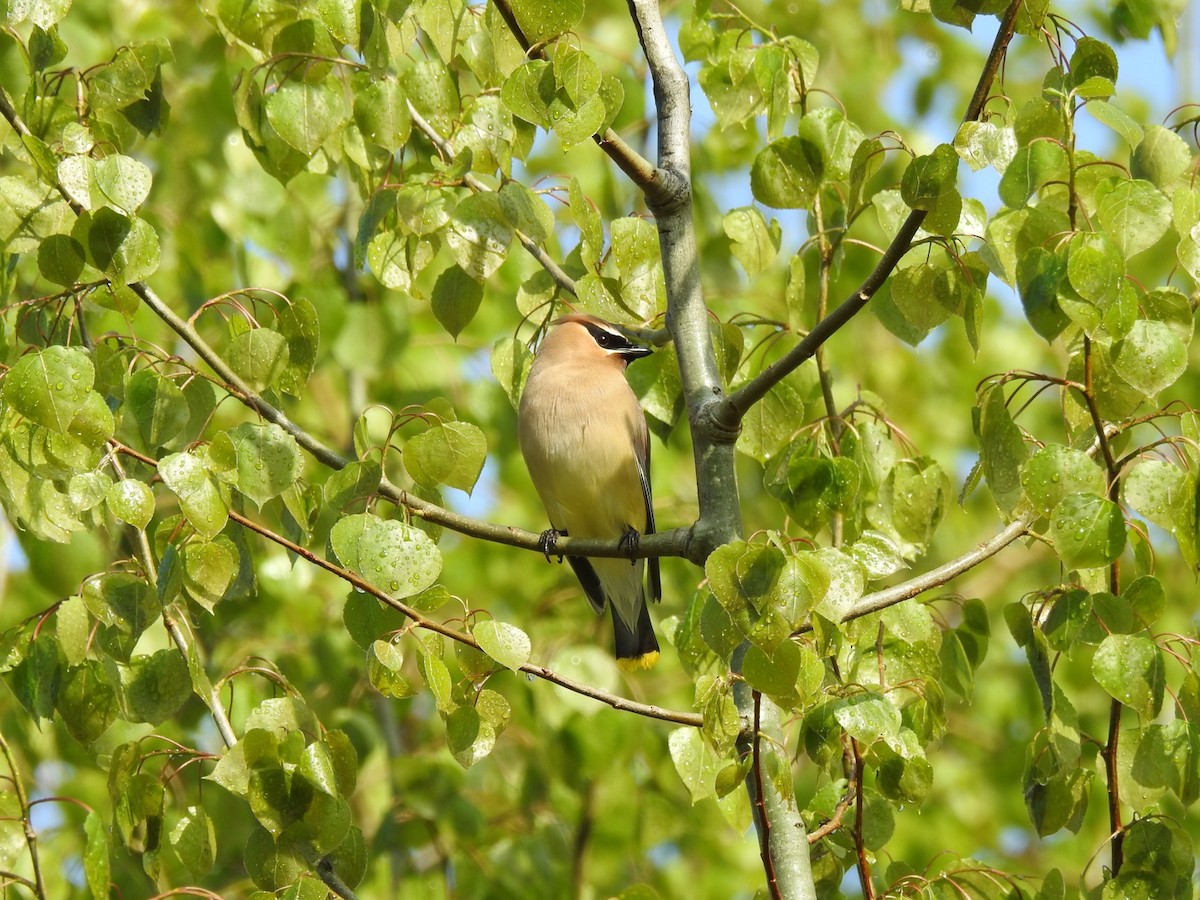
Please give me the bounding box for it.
[619,527,640,566]
[538,528,565,563]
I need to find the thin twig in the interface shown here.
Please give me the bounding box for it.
[827,513,1036,626]
[751,691,783,900]
[0,734,45,900]
[406,102,579,298]
[1104,699,1124,872]
[489,0,661,192]
[851,738,875,899]
[716,0,1026,429]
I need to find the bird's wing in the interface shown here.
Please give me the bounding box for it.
[634,419,662,604]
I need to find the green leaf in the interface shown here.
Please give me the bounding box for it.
[94,154,152,213]
[723,207,779,278]
[667,727,719,803]
[265,80,348,156]
[182,540,236,612]
[227,328,290,392]
[446,705,496,767]
[953,120,1017,172]
[276,298,320,396]
[107,478,154,529]
[3,346,94,433]
[1048,492,1125,570]
[324,458,382,511]
[446,192,512,280]
[80,208,160,285]
[403,420,487,493]
[473,620,531,672]
[330,512,442,598]
[159,450,229,540]
[216,422,302,506]
[742,640,801,705]
[751,137,818,209]
[171,806,216,878]
[900,143,958,211]
[1094,178,1170,258]
[122,648,192,724]
[1092,634,1164,717]
[1026,767,1092,836]
[501,59,555,128]
[84,809,111,899]
[834,693,902,748]
[490,336,533,410]
[1068,36,1117,88]
[1131,125,1191,190]
[1085,100,1143,148]
[1020,445,1105,517]
[126,369,190,449]
[367,639,415,698]
[57,660,119,744]
[849,531,907,580]
[499,182,554,242]
[506,0,582,42]
[611,216,664,318]
[432,265,483,338]
[978,386,1028,514]
[1065,231,1122,305]
[1016,247,1069,341]
[37,233,86,285]
[353,78,410,152]
[705,541,785,616]
[9,635,63,722]
[82,572,159,636]
[1112,320,1188,397]
[1122,461,1197,567]
[999,143,1067,209]
[797,106,865,182]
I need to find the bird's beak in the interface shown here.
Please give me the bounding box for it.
[616,344,653,362]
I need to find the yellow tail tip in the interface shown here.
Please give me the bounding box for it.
[617,651,660,672]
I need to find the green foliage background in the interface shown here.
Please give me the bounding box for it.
[0,0,1198,897]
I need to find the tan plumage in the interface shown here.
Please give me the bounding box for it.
[518,314,662,670]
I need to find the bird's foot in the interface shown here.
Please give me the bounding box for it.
[538,528,566,563]
[619,526,641,566]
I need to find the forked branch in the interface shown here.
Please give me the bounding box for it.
[715,0,1026,430]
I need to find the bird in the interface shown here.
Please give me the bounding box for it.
[518,313,662,671]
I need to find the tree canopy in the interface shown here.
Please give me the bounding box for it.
[0,0,1198,897]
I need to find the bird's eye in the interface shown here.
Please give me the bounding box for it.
[596,333,613,347]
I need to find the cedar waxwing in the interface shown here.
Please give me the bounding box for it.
[518,314,662,671]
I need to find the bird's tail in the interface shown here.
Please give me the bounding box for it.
[612,599,659,671]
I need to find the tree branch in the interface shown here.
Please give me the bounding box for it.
[627,0,742,563]
[406,102,579,298]
[110,443,704,729]
[715,0,1025,430]
[835,513,1035,625]
[489,0,661,192]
